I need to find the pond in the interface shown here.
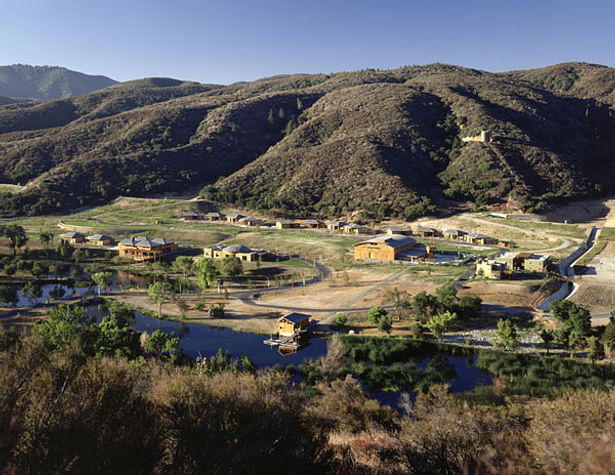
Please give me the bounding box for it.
[14,283,90,307]
[89,307,493,406]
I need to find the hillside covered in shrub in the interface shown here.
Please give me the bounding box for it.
[2,62,615,217]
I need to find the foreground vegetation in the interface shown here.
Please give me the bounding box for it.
[2,311,615,473]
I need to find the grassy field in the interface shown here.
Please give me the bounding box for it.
[483,217,587,239]
[599,227,615,241]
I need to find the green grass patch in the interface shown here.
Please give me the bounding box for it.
[485,217,586,239]
[600,227,615,241]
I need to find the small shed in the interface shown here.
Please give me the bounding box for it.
[278,312,311,337]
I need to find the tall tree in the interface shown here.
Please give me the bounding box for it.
[427,311,457,342]
[2,224,28,256]
[148,282,167,317]
[39,231,53,257]
[91,271,113,296]
[383,287,412,320]
[195,258,219,290]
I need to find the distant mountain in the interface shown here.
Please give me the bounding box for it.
[1,62,615,218]
[0,64,117,100]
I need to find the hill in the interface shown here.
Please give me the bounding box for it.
[1,62,615,218]
[0,64,117,100]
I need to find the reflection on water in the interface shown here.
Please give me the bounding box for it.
[14,284,89,307]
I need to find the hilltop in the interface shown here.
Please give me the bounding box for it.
[0,64,117,100]
[1,62,615,218]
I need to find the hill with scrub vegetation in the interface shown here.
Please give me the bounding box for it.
[0,64,117,100]
[2,62,615,218]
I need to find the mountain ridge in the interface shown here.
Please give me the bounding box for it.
[1,62,615,218]
[0,64,117,100]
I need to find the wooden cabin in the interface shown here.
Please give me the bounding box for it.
[354,234,416,261]
[205,211,225,221]
[226,214,245,224]
[60,232,86,245]
[443,229,466,241]
[179,211,203,221]
[278,312,311,337]
[385,225,413,236]
[343,223,371,235]
[118,237,177,262]
[326,220,347,232]
[86,234,115,246]
[275,219,300,229]
[239,216,265,227]
[415,226,441,238]
[303,219,326,229]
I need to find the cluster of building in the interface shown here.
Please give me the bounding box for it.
[179,212,374,234]
[60,231,178,263]
[476,251,551,279]
[180,211,511,247]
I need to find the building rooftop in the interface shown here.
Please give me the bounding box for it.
[387,225,410,232]
[327,220,347,226]
[87,234,113,241]
[279,312,311,324]
[222,244,253,254]
[62,232,85,238]
[357,234,415,249]
[303,219,324,225]
[444,229,466,235]
[119,236,174,248]
[416,226,439,233]
[205,211,225,217]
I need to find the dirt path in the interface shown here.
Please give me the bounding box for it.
[461,215,576,253]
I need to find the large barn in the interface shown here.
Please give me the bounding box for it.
[354,234,416,261]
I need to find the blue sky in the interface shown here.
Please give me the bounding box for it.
[1,0,614,84]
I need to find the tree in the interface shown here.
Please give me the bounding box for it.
[172,256,194,293]
[144,329,180,358]
[21,281,42,306]
[413,290,438,322]
[540,329,554,354]
[2,224,28,256]
[587,336,605,363]
[31,304,94,353]
[550,300,591,336]
[148,282,168,317]
[0,285,18,305]
[39,231,53,257]
[221,256,243,277]
[494,319,520,351]
[377,314,393,334]
[383,287,412,320]
[602,316,615,349]
[195,258,219,290]
[457,294,482,320]
[96,305,140,358]
[368,306,388,325]
[335,313,348,327]
[91,271,113,296]
[427,311,457,342]
[435,285,458,313]
[30,263,44,278]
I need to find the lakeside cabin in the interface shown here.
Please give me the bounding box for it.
[60,232,86,245]
[278,312,311,337]
[118,237,177,262]
[354,234,416,261]
[476,259,507,279]
[86,234,115,246]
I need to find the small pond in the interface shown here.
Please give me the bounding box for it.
[13,284,90,307]
[89,307,493,406]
